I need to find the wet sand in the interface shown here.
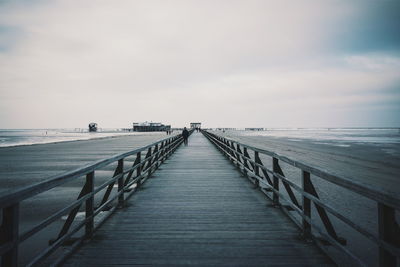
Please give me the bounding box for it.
[211,130,400,266]
[0,132,174,193]
[214,130,400,196]
[1,131,399,266]
[0,132,176,265]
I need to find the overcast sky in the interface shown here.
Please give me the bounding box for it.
[0,0,399,128]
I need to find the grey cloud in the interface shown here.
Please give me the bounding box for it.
[329,1,400,53]
[0,0,399,128]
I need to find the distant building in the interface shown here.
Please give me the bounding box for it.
[88,123,98,132]
[245,128,264,131]
[216,128,236,131]
[190,122,201,129]
[132,121,171,132]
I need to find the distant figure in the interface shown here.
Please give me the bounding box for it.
[182,127,189,146]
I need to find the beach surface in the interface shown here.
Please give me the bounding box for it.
[212,130,400,196]
[0,132,174,193]
[0,132,176,265]
[210,130,400,266]
[1,129,398,266]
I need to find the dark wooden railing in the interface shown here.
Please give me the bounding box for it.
[202,130,400,267]
[0,133,187,266]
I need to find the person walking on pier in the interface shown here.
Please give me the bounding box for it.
[182,127,189,146]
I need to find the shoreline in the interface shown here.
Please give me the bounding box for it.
[0,131,166,149]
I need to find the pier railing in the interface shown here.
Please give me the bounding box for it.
[0,133,186,266]
[202,130,400,267]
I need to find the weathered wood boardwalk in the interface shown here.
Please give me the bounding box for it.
[64,132,333,266]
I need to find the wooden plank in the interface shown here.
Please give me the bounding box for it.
[64,132,333,266]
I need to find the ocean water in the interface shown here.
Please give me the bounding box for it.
[232,128,400,145]
[0,129,140,147]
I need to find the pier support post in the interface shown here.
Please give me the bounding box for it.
[302,171,312,238]
[272,157,280,206]
[153,144,159,170]
[254,151,260,178]
[135,152,142,186]
[85,171,94,238]
[378,203,398,267]
[0,204,19,267]
[143,148,152,173]
[243,148,254,172]
[117,159,124,207]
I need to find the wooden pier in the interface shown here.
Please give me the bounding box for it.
[64,132,332,266]
[1,131,399,266]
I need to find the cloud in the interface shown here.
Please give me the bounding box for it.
[0,0,399,128]
[329,1,400,53]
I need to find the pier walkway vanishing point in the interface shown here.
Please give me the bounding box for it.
[64,132,332,266]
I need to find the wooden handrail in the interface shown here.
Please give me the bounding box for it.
[0,136,182,208]
[202,130,400,267]
[204,131,400,209]
[0,132,192,266]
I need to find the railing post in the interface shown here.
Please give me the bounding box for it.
[117,159,124,207]
[165,139,170,157]
[243,147,253,171]
[255,152,273,186]
[153,144,159,170]
[143,148,152,173]
[85,171,94,238]
[0,204,19,267]
[133,152,143,188]
[136,152,142,179]
[231,142,237,160]
[302,171,311,238]
[169,139,174,156]
[272,157,280,205]
[254,151,260,177]
[378,203,398,267]
[159,141,165,162]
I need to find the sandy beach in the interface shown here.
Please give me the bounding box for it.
[0,132,174,193]
[210,130,400,266]
[213,130,400,196]
[1,130,398,266]
[0,132,176,265]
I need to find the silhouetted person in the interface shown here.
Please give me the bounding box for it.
[182,127,189,146]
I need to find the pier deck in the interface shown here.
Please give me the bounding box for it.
[64,132,333,266]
